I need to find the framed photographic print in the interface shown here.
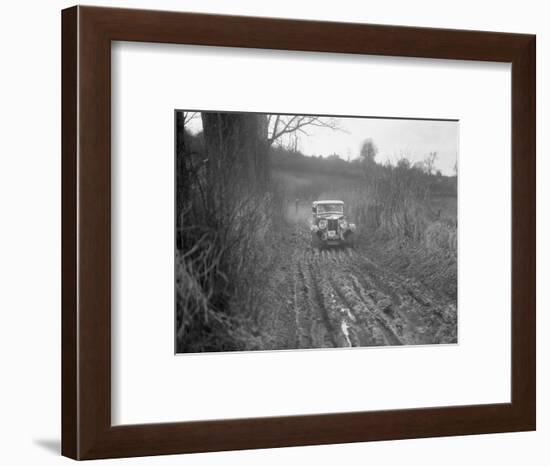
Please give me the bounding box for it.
[62,5,536,460]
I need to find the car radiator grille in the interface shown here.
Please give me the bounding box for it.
[328,219,339,231]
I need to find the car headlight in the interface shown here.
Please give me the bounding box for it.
[319,219,328,229]
[339,219,348,229]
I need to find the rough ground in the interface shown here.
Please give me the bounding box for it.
[261,223,457,350]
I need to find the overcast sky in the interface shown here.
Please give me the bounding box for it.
[185,114,458,176]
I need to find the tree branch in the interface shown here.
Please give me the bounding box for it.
[267,115,343,146]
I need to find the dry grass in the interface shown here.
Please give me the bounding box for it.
[176,184,284,353]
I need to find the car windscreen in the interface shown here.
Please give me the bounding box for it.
[317,204,343,213]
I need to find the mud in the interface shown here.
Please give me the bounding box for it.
[264,224,457,350]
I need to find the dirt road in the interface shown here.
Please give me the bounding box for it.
[264,224,457,350]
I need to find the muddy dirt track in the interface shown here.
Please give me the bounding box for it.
[264,225,457,350]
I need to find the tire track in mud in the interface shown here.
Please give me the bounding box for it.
[294,258,336,348]
[292,263,310,349]
[283,224,457,348]
[342,273,404,346]
[345,250,456,345]
[326,273,389,346]
[299,243,405,347]
[305,259,348,348]
[348,260,431,344]
[343,261,407,340]
[302,247,396,347]
[313,264,359,348]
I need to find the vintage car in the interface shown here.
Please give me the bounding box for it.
[310,200,356,248]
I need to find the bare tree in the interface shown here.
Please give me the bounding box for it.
[176,111,204,250]
[181,111,199,127]
[176,111,199,202]
[423,151,438,175]
[266,114,342,147]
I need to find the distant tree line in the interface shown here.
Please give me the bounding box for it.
[270,142,456,198]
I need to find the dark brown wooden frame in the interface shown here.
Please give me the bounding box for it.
[62,5,536,460]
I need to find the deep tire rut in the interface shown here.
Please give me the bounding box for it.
[278,225,457,349]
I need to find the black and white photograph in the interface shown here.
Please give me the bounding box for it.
[1,0,541,463]
[175,110,458,353]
